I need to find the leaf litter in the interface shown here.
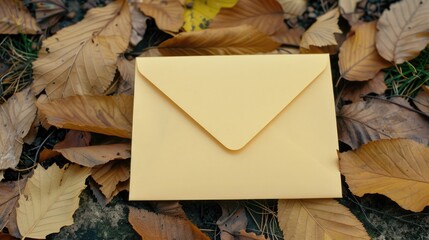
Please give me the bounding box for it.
[0,0,429,239]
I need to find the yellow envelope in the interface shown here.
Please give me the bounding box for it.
[130,54,341,200]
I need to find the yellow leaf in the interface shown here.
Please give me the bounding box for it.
[182,0,239,31]
[277,0,307,18]
[376,0,429,64]
[128,207,210,240]
[339,21,391,81]
[158,25,280,55]
[92,160,130,199]
[55,143,131,167]
[0,88,37,170]
[17,164,90,239]
[36,95,133,138]
[277,199,370,240]
[32,0,131,99]
[0,0,40,34]
[209,0,284,36]
[300,8,342,51]
[340,139,429,212]
[139,0,184,32]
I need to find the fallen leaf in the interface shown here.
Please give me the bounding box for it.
[341,71,387,102]
[376,0,429,64]
[35,94,50,129]
[340,139,429,212]
[339,21,391,81]
[0,88,37,170]
[158,25,280,55]
[300,8,342,52]
[0,171,3,181]
[5,208,20,238]
[23,116,39,145]
[92,160,130,199]
[414,85,429,115]
[238,230,269,240]
[55,130,92,149]
[271,26,303,46]
[278,199,370,239]
[130,4,149,46]
[0,179,27,231]
[32,0,67,29]
[216,201,248,240]
[337,97,429,149]
[128,207,210,240]
[139,0,184,32]
[88,178,129,206]
[209,0,284,36]
[150,201,188,219]
[55,143,131,167]
[117,56,135,95]
[17,164,90,239]
[36,95,133,138]
[277,0,307,18]
[338,0,361,14]
[183,0,239,31]
[0,0,41,34]
[32,0,131,99]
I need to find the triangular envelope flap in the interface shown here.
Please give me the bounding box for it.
[137,55,328,150]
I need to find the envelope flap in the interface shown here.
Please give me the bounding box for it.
[137,55,328,150]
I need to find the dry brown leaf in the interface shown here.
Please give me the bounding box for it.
[35,94,50,129]
[55,143,131,167]
[0,233,17,240]
[341,71,387,102]
[32,0,131,99]
[209,0,284,36]
[339,21,391,81]
[92,160,130,199]
[39,130,92,162]
[32,0,67,29]
[340,139,429,212]
[117,56,135,95]
[300,8,342,52]
[278,199,369,239]
[0,179,27,231]
[338,97,429,147]
[23,116,39,145]
[0,0,41,34]
[139,0,184,32]
[36,95,133,138]
[150,201,188,219]
[130,4,149,46]
[0,88,37,170]
[277,0,307,18]
[17,164,90,239]
[55,130,92,149]
[158,25,280,55]
[414,86,429,115]
[128,207,210,240]
[217,201,248,240]
[238,230,269,240]
[89,178,129,206]
[272,26,303,46]
[337,97,429,149]
[376,0,429,64]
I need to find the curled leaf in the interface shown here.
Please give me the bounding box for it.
[139,0,184,32]
[0,0,40,34]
